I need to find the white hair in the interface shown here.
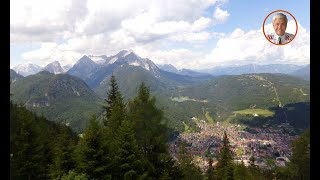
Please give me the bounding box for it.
[272,13,288,23]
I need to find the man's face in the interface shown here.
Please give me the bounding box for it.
[272,18,287,36]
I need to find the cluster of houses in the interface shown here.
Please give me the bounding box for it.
[169,118,297,171]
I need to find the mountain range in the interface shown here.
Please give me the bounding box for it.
[290,64,310,81]
[199,63,308,76]
[157,64,212,77]
[10,50,310,133]
[12,50,310,80]
[12,61,72,76]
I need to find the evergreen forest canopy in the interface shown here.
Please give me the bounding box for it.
[10,76,310,179]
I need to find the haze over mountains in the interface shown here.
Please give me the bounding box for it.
[12,50,310,80]
[10,50,310,132]
[13,61,71,76]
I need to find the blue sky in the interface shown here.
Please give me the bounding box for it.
[10,0,310,69]
[217,0,309,31]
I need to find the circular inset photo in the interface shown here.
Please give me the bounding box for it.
[263,10,298,45]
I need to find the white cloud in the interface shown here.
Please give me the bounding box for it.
[21,43,82,66]
[137,49,204,69]
[201,22,309,68]
[10,0,88,43]
[170,32,212,43]
[147,0,227,21]
[121,14,213,44]
[192,17,212,32]
[11,0,228,67]
[11,0,226,39]
[212,7,230,24]
[11,0,309,70]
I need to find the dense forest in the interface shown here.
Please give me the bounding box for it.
[10,76,310,179]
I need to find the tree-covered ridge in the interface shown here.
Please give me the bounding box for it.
[10,69,24,82]
[165,73,309,132]
[10,71,104,132]
[180,73,309,110]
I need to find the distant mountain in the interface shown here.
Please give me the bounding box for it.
[13,63,43,76]
[43,61,65,74]
[157,64,178,73]
[10,71,103,132]
[67,55,99,81]
[104,50,130,64]
[10,69,24,82]
[200,64,305,76]
[178,68,212,77]
[290,64,310,81]
[79,50,213,99]
[63,64,73,72]
[105,50,160,76]
[158,64,212,77]
[71,50,164,91]
[88,55,108,64]
[94,64,166,99]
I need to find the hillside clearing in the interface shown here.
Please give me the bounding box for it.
[233,109,274,117]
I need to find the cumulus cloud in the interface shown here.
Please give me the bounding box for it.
[201,21,309,68]
[212,7,230,24]
[10,0,88,43]
[120,14,213,44]
[170,32,212,43]
[11,0,225,42]
[11,0,309,70]
[11,0,228,67]
[21,43,81,66]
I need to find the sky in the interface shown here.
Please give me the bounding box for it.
[10,0,310,70]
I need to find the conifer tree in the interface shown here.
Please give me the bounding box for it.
[286,128,310,180]
[10,105,46,180]
[128,82,173,178]
[103,75,126,135]
[112,119,143,179]
[107,97,127,135]
[75,115,110,179]
[60,170,90,180]
[49,126,77,179]
[104,75,123,120]
[178,141,203,179]
[128,82,167,156]
[215,131,234,180]
[233,161,248,180]
[248,154,264,179]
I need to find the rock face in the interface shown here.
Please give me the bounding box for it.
[43,61,65,74]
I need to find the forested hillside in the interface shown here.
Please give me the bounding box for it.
[10,71,104,132]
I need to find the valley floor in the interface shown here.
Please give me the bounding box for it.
[168,118,298,171]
